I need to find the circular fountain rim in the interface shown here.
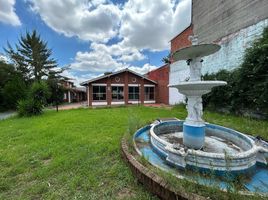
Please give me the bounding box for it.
[172,44,221,61]
[150,121,259,159]
[131,123,268,196]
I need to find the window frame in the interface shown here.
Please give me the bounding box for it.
[111,86,124,101]
[92,85,107,101]
[144,86,155,101]
[128,86,140,100]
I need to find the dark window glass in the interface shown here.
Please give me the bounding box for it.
[128,86,139,100]
[112,86,124,100]
[92,86,106,101]
[93,86,98,93]
[144,86,154,100]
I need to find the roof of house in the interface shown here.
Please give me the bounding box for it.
[146,64,169,74]
[80,68,157,86]
[169,24,192,42]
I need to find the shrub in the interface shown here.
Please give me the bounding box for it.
[17,81,51,117]
[3,75,27,110]
[17,98,43,117]
[203,27,268,118]
[29,81,51,105]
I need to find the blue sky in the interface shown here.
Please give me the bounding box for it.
[0,0,191,85]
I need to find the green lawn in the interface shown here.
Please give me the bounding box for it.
[0,106,267,199]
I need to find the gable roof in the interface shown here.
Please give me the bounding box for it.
[169,24,192,42]
[80,68,157,86]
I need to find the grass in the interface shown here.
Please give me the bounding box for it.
[0,105,267,199]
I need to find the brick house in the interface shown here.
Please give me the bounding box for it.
[146,64,169,105]
[60,80,87,103]
[81,69,157,106]
[169,25,193,104]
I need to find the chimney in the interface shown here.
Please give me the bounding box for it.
[104,72,113,76]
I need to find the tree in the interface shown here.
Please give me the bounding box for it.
[235,27,268,113]
[0,60,27,111]
[5,30,57,82]
[162,53,171,64]
[46,71,65,111]
[203,27,268,117]
[3,75,27,110]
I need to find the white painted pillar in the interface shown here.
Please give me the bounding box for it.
[68,91,71,103]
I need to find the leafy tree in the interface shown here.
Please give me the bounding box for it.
[235,27,268,113]
[203,27,268,118]
[0,61,27,111]
[162,53,171,64]
[46,73,65,107]
[0,60,15,86]
[3,75,27,110]
[5,30,57,82]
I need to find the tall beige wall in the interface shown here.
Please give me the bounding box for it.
[192,0,268,43]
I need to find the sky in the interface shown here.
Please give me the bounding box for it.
[0,0,191,86]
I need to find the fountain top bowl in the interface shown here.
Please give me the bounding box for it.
[173,44,221,61]
[169,81,227,96]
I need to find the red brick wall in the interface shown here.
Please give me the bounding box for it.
[146,64,169,105]
[170,25,193,62]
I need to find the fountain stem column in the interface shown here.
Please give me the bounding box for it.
[183,56,205,149]
[183,36,205,149]
[189,57,202,81]
[183,95,205,149]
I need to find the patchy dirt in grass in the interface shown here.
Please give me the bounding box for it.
[42,158,52,166]
[117,188,135,199]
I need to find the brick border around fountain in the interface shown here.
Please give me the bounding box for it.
[121,137,206,200]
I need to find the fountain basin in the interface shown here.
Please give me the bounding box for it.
[169,81,227,96]
[149,120,268,173]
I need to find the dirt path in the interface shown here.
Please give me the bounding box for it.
[0,111,16,120]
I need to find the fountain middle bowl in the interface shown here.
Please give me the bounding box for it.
[169,81,227,96]
[148,120,268,173]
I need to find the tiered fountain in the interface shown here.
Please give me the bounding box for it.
[170,35,227,150]
[133,35,268,193]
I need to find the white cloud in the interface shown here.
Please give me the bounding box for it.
[70,41,148,74]
[29,0,191,50]
[29,0,121,42]
[91,42,146,62]
[29,0,191,81]
[70,48,125,73]
[69,42,157,81]
[0,54,9,63]
[119,0,192,51]
[118,63,157,75]
[60,69,95,87]
[0,0,21,26]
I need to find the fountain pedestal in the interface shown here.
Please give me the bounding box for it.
[183,95,205,149]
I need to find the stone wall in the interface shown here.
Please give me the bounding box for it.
[192,0,268,44]
[169,61,189,104]
[169,0,268,104]
[202,19,268,74]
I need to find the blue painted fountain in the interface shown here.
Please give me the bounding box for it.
[133,36,268,194]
